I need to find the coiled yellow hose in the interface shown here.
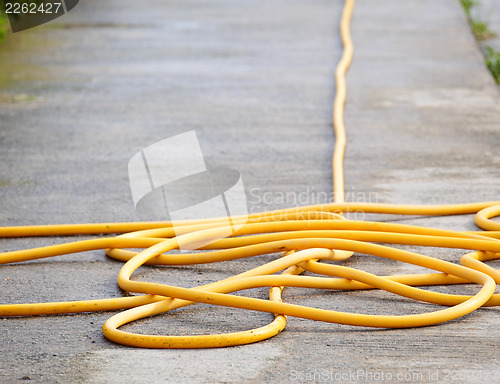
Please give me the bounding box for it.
[1,0,500,349]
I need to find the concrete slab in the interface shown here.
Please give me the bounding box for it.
[0,0,499,383]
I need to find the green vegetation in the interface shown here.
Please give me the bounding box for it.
[485,46,500,83]
[0,7,8,41]
[459,0,497,40]
[470,19,497,40]
[460,0,500,84]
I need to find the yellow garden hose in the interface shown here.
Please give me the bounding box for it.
[1,0,500,349]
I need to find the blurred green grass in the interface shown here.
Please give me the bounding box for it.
[0,6,8,41]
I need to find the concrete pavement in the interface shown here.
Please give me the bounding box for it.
[1,0,500,382]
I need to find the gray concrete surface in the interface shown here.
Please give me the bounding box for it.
[0,0,499,383]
